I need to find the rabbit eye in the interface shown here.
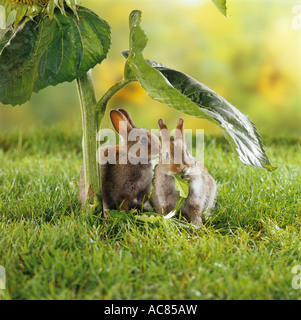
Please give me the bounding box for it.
[140,137,148,144]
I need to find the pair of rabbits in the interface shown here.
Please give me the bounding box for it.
[79,109,217,226]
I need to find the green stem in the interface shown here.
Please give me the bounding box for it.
[95,78,134,122]
[76,75,133,214]
[76,71,101,212]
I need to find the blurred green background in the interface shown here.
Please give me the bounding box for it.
[0,0,300,137]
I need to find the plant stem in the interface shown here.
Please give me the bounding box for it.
[95,78,134,122]
[76,71,101,212]
[76,76,133,214]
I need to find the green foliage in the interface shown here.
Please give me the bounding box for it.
[123,11,275,171]
[0,5,276,173]
[147,59,277,172]
[171,172,190,216]
[124,11,208,117]
[0,0,79,28]
[173,172,189,199]
[0,6,110,106]
[0,1,277,213]
[0,126,300,300]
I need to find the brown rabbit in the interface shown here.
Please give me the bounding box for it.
[152,118,217,227]
[79,109,160,216]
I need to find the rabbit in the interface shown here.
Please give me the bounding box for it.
[79,108,161,217]
[152,117,217,227]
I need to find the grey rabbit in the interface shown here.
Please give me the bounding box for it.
[152,117,217,226]
[79,108,160,216]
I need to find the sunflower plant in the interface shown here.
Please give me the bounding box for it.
[0,0,276,214]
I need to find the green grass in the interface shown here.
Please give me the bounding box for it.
[0,125,301,300]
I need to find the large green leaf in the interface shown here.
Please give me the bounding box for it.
[147,60,277,171]
[125,11,213,122]
[124,11,276,171]
[0,6,110,106]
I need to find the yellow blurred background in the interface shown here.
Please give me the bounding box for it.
[0,0,300,137]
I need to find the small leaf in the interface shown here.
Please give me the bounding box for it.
[163,210,177,220]
[135,214,160,223]
[211,0,228,17]
[4,1,12,22]
[14,4,27,28]
[65,0,78,19]
[0,5,5,29]
[173,173,189,199]
[57,0,66,16]
[47,0,55,20]
[168,172,190,217]
[25,5,40,22]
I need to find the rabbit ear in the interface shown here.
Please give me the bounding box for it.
[175,117,184,142]
[110,110,132,138]
[117,109,136,128]
[158,118,170,142]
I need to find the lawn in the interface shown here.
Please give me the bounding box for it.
[0,125,300,300]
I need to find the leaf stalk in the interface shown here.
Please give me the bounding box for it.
[95,78,134,122]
